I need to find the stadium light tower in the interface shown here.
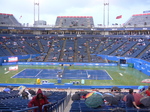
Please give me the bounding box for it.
[34,0,40,26]
[103,0,109,26]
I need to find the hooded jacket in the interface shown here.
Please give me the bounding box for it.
[28,89,49,112]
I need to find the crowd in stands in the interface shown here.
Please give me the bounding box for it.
[0,36,150,62]
[0,86,69,112]
[0,13,21,26]
[70,86,150,112]
[1,86,150,112]
[109,31,150,35]
[124,13,150,27]
[55,16,94,28]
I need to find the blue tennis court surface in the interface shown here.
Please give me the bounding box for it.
[12,69,112,80]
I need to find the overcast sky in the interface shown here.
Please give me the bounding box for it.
[0,0,150,26]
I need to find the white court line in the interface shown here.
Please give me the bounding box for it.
[85,70,88,77]
[4,71,10,74]
[104,70,113,80]
[35,70,43,77]
[119,73,123,76]
[11,69,26,78]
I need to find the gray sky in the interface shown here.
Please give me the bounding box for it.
[0,0,150,26]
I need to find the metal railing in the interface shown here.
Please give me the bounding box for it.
[42,92,71,112]
[14,106,39,112]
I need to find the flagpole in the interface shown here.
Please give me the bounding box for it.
[34,0,35,26]
[107,0,109,26]
[38,0,40,25]
[103,0,105,26]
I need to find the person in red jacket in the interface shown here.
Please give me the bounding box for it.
[28,89,50,112]
[141,86,150,96]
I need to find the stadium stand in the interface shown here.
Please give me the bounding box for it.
[0,89,69,112]
[1,12,150,112]
[0,36,150,62]
[0,13,21,26]
[124,13,150,27]
[55,16,94,28]
[69,90,150,112]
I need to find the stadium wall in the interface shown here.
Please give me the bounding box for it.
[1,54,150,76]
[97,55,150,76]
[0,34,150,38]
[0,55,150,89]
[0,54,40,63]
[0,26,150,31]
[0,83,148,90]
[2,62,117,66]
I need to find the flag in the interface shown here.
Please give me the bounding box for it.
[104,3,109,5]
[19,16,22,19]
[116,15,122,19]
[35,3,39,5]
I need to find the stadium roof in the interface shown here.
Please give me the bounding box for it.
[133,13,150,16]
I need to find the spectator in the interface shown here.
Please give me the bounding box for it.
[138,86,145,94]
[126,89,140,110]
[21,89,29,99]
[28,89,50,112]
[141,86,150,96]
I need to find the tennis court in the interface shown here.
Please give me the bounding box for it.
[12,69,112,80]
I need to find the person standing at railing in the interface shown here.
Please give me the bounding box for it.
[28,89,51,112]
[125,89,140,111]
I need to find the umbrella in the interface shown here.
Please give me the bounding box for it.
[28,89,36,95]
[18,86,26,95]
[85,92,103,98]
[103,93,118,105]
[111,86,121,92]
[72,93,80,101]
[138,86,145,90]
[7,86,13,90]
[132,93,143,105]
[94,92,103,96]
[123,93,143,105]
[3,88,11,92]
[112,92,125,101]
[85,92,103,108]
[18,86,26,90]
[85,92,94,98]
[140,96,150,107]
[79,91,89,96]
[141,79,150,83]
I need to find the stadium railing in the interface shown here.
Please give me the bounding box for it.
[42,92,71,112]
[14,106,39,112]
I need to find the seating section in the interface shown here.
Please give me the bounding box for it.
[39,37,53,53]
[0,37,150,62]
[124,40,149,58]
[61,39,74,62]
[139,47,150,61]
[88,38,101,54]
[124,13,150,26]
[45,91,67,103]
[111,39,137,56]
[100,39,127,55]
[0,44,12,56]
[70,91,150,112]
[94,38,115,54]
[46,39,64,62]
[25,37,41,53]
[0,90,67,112]
[76,38,89,62]
[0,13,21,26]
[55,16,94,28]
[16,38,38,54]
